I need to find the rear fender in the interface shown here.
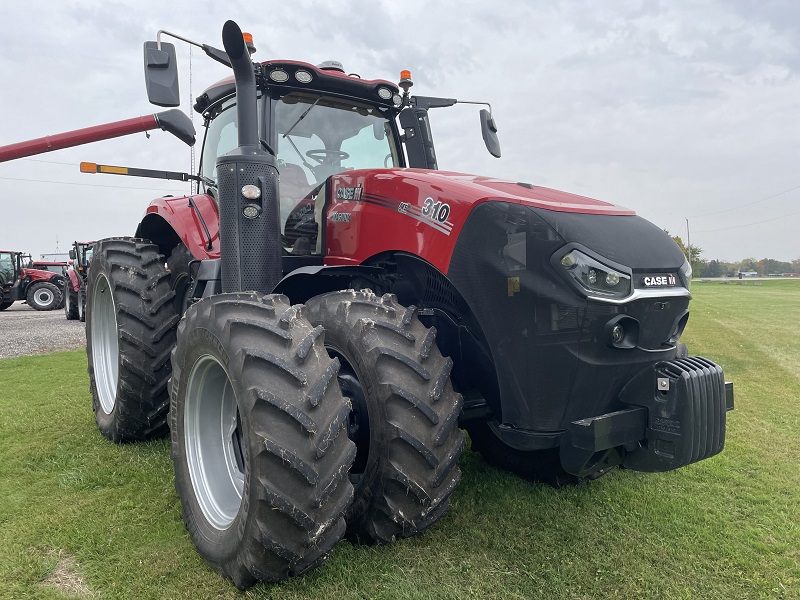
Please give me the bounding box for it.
[135,194,220,260]
[66,269,81,293]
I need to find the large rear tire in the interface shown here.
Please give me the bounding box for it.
[86,237,178,442]
[305,290,465,544]
[27,281,62,311]
[170,293,356,588]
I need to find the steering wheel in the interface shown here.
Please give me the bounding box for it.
[306,149,349,165]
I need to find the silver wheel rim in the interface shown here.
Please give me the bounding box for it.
[91,274,119,414]
[185,355,244,530]
[34,288,54,306]
[65,289,71,313]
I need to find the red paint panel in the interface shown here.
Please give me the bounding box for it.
[324,169,634,273]
[143,194,221,260]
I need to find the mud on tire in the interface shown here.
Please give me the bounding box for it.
[169,293,355,588]
[305,290,465,544]
[86,237,179,442]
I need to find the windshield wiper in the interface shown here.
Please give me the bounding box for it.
[283,97,321,138]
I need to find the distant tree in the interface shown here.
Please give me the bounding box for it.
[705,260,722,277]
[792,259,800,273]
[739,258,759,273]
[759,258,792,275]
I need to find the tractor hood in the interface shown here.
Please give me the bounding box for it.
[393,169,635,216]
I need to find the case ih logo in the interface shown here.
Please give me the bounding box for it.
[336,185,362,201]
[642,274,677,287]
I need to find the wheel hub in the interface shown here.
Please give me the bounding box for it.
[91,274,119,414]
[185,355,245,530]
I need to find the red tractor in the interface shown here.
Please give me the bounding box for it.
[0,21,733,589]
[64,241,94,321]
[28,258,68,275]
[0,249,65,311]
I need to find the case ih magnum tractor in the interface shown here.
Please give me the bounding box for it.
[0,250,65,311]
[0,21,733,588]
[64,241,94,321]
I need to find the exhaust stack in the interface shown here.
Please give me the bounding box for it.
[216,20,282,294]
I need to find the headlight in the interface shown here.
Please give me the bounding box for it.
[560,249,631,299]
[679,259,692,291]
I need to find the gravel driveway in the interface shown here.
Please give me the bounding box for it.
[0,303,86,359]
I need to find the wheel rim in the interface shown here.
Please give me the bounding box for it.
[64,289,70,313]
[34,288,54,306]
[185,355,245,530]
[328,348,370,481]
[91,273,119,414]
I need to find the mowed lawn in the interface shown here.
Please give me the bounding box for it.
[1,281,798,599]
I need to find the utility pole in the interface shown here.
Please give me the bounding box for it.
[685,218,691,260]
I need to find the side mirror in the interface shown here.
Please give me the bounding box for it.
[144,41,180,107]
[69,249,76,260]
[480,109,501,158]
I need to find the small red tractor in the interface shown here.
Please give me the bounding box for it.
[64,241,94,321]
[28,258,68,275]
[0,249,65,311]
[0,21,733,589]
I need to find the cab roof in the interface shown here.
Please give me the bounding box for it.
[194,59,400,114]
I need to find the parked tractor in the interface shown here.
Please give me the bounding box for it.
[0,249,65,311]
[0,21,733,589]
[64,241,94,321]
[28,258,68,275]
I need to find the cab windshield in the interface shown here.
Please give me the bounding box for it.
[272,91,399,186]
[0,252,16,283]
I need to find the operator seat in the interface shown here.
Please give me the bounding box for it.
[279,163,318,253]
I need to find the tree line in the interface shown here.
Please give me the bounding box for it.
[671,235,800,278]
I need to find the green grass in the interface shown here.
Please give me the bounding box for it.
[1,280,799,599]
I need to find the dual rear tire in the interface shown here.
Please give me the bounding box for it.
[169,293,356,588]
[85,238,465,587]
[305,290,465,544]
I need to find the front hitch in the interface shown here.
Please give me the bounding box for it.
[561,356,733,477]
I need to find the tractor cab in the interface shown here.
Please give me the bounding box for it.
[0,250,23,310]
[69,241,94,273]
[194,60,405,253]
[0,250,22,287]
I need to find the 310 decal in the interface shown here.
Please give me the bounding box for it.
[422,197,451,223]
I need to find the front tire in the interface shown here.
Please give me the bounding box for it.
[27,281,62,311]
[78,287,86,322]
[65,280,78,320]
[305,290,465,544]
[170,293,356,588]
[86,237,179,442]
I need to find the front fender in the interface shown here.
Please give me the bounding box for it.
[136,194,220,260]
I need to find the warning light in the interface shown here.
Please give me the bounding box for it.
[243,32,257,54]
[398,70,413,94]
[80,162,97,173]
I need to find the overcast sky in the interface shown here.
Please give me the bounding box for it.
[1,0,798,262]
